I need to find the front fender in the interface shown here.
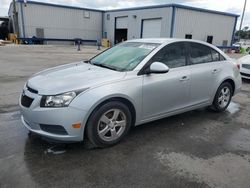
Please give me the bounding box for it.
[70,77,143,128]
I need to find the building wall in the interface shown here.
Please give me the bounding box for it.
[17,2,103,40]
[104,7,172,45]
[8,2,237,46]
[173,8,236,46]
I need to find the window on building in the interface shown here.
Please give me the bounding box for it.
[103,32,107,38]
[84,11,90,18]
[107,14,110,20]
[207,36,213,44]
[222,40,228,46]
[185,34,192,39]
[189,42,213,64]
[151,42,187,68]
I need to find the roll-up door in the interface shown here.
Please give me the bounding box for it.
[142,19,162,38]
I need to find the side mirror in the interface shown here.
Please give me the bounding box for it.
[146,62,170,74]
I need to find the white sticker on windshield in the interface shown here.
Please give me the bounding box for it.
[139,44,156,50]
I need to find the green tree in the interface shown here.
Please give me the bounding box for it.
[235,26,250,39]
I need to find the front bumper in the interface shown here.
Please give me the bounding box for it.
[240,71,250,80]
[19,89,88,142]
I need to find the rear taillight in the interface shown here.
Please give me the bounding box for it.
[234,60,240,70]
[237,63,240,70]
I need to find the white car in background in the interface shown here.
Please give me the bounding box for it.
[239,55,250,79]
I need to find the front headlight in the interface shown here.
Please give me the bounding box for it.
[41,91,77,107]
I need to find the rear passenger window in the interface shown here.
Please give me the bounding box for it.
[189,43,212,64]
[211,49,220,61]
[219,54,226,61]
[151,42,186,68]
[211,49,226,61]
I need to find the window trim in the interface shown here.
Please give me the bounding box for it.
[211,48,221,62]
[186,42,228,65]
[138,41,189,75]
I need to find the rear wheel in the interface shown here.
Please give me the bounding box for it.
[86,101,132,148]
[211,82,233,112]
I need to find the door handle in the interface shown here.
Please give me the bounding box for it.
[179,76,189,81]
[212,69,221,74]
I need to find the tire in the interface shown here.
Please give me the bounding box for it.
[86,101,132,148]
[211,82,233,112]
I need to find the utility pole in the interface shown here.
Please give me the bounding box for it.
[239,0,247,31]
[12,0,19,38]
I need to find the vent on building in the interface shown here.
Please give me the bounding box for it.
[207,35,213,44]
[222,40,228,46]
[36,28,44,38]
[84,11,90,18]
[107,14,110,20]
[185,34,192,39]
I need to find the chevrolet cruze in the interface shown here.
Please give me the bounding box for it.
[238,55,250,79]
[20,38,242,147]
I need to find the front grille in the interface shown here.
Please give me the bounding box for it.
[27,86,38,94]
[242,64,250,70]
[21,95,34,108]
[240,72,250,78]
[40,124,68,135]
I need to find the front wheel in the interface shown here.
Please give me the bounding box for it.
[211,82,233,112]
[86,101,132,148]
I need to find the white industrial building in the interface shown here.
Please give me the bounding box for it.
[9,0,239,46]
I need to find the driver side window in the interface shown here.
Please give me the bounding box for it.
[151,42,187,68]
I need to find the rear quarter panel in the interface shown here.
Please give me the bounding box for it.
[210,59,241,103]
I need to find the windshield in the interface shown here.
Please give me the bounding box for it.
[90,42,160,71]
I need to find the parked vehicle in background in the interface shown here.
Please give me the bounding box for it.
[239,55,250,79]
[19,38,242,147]
[233,42,250,54]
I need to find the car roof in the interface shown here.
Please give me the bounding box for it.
[125,38,230,60]
[127,38,213,46]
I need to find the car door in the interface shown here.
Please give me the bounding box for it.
[187,42,223,105]
[142,42,191,120]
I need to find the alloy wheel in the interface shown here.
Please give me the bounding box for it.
[218,86,231,108]
[97,109,127,142]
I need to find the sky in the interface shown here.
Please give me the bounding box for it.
[0,0,249,30]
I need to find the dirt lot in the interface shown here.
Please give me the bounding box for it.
[0,45,250,188]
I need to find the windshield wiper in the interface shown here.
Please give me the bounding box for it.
[92,63,119,71]
[83,60,93,65]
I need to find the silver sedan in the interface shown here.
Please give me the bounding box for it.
[238,55,250,79]
[20,38,242,147]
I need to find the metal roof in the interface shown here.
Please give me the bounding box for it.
[16,0,104,12]
[15,0,239,17]
[105,4,239,17]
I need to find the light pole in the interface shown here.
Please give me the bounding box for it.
[12,0,19,38]
[239,0,247,31]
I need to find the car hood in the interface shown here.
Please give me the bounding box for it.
[239,55,250,65]
[27,62,126,95]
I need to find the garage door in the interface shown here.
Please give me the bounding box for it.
[116,17,128,29]
[142,19,162,38]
